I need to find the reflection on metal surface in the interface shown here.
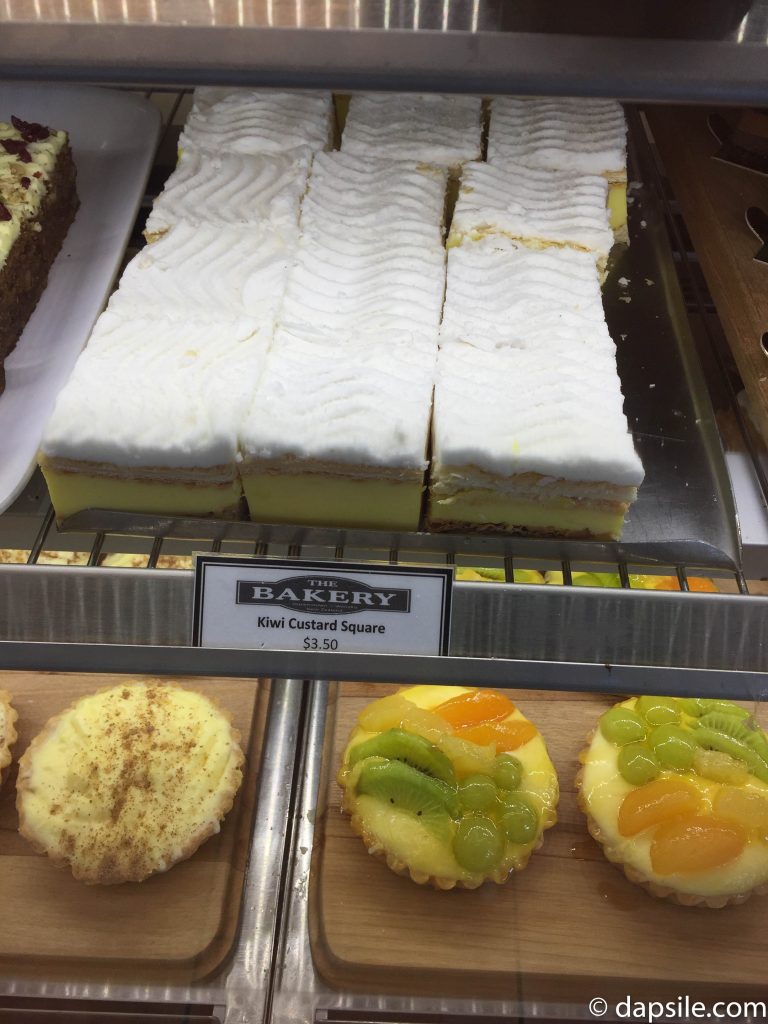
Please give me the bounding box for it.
[1,567,768,675]
[1,1,768,98]
[0,0,764,39]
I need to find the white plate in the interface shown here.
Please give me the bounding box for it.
[0,83,161,513]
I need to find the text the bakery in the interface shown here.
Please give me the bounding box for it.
[235,575,411,615]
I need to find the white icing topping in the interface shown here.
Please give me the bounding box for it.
[110,223,293,328]
[440,237,614,354]
[41,312,271,468]
[240,328,437,469]
[181,88,333,156]
[281,152,447,333]
[342,92,483,166]
[449,161,613,259]
[144,147,309,241]
[488,96,626,176]
[432,342,644,486]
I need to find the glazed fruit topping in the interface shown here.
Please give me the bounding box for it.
[600,707,646,745]
[618,778,701,837]
[1,138,32,162]
[650,815,746,875]
[453,814,505,872]
[434,688,515,727]
[618,742,660,785]
[11,115,50,142]
[457,719,538,752]
[20,176,30,189]
[713,786,768,831]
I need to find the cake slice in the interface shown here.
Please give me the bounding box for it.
[448,161,614,276]
[110,222,293,329]
[429,343,644,539]
[0,115,79,393]
[144,148,310,243]
[439,237,615,355]
[281,152,447,334]
[180,88,333,156]
[341,93,483,171]
[488,97,628,240]
[240,328,437,531]
[39,312,270,521]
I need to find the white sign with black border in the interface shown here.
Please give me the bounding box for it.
[192,556,452,656]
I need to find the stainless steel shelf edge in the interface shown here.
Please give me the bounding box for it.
[3,12,768,103]
[2,565,767,674]
[0,643,767,699]
[0,679,304,1023]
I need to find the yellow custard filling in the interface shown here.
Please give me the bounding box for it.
[580,696,768,899]
[608,180,628,234]
[429,491,628,539]
[243,472,424,531]
[41,466,242,520]
[17,682,244,884]
[338,685,558,888]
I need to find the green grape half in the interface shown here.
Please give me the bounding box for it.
[599,707,646,745]
[493,753,523,791]
[618,743,660,785]
[458,774,498,812]
[453,814,505,873]
[635,696,681,727]
[499,794,539,845]
[649,724,698,769]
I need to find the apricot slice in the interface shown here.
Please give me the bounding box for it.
[618,778,701,837]
[457,719,538,752]
[713,786,768,832]
[434,689,515,728]
[650,815,746,875]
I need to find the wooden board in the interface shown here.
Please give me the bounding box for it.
[647,107,768,445]
[0,671,268,986]
[310,683,768,1003]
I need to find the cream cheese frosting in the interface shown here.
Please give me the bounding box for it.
[40,312,270,469]
[449,161,613,262]
[181,88,333,156]
[432,342,644,486]
[144,147,310,242]
[439,237,615,354]
[110,222,293,328]
[341,92,483,167]
[240,327,437,469]
[488,97,626,176]
[0,119,67,269]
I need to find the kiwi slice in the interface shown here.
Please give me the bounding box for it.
[356,760,461,831]
[348,728,456,785]
[696,724,768,778]
[682,698,750,719]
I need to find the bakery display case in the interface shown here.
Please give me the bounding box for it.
[1,2,768,1022]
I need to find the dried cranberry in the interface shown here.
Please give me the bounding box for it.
[20,176,30,189]
[11,115,49,142]
[1,138,31,162]
[33,170,42,178]
[0,202,11,221]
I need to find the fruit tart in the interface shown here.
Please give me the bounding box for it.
[337,685,558,889]
[578,695,768,907]
[0,689,17,785]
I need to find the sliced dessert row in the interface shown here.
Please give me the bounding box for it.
[39,91,643,540]
[340,686,768,908]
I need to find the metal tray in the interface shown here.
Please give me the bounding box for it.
[59,113,740,572]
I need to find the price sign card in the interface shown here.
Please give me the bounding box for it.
[192,556,452,656]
